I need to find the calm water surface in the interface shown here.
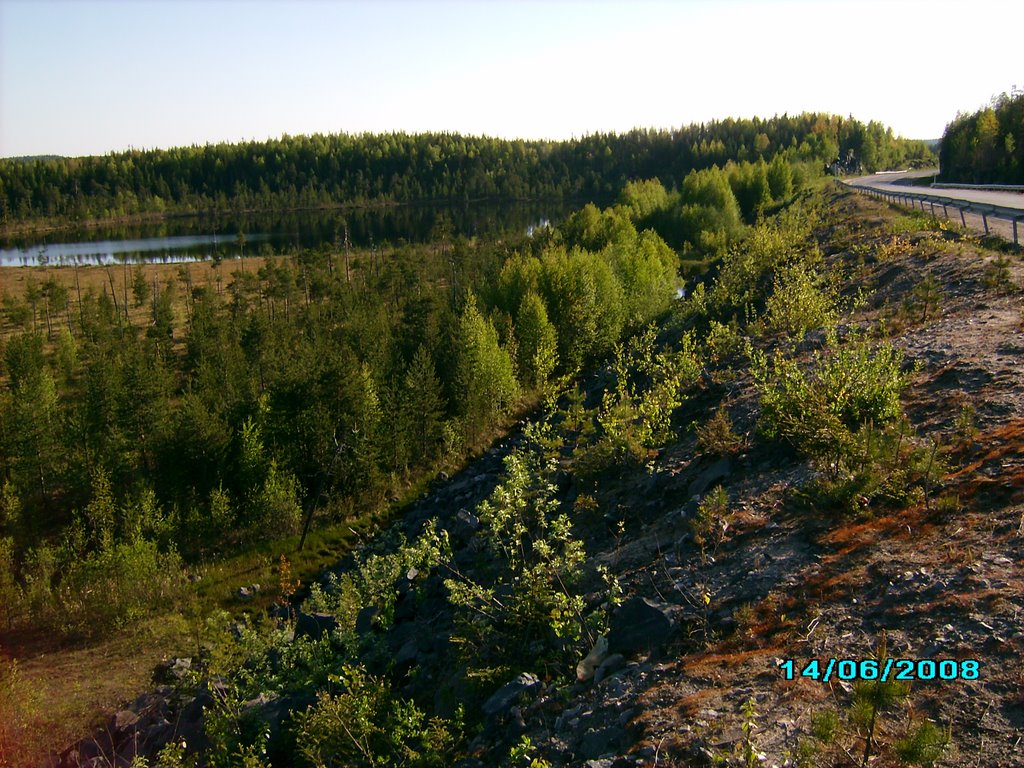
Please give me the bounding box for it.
[0,201,570,267]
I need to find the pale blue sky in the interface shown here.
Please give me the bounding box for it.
[1,0,1020,157]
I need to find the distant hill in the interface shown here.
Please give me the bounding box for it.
[3,155,65,163]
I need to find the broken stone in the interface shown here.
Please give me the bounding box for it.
[482,672,541,719]
[576,635,609,682]
[356,606,381,635]
[688,457,731,497]
[608,597,677,655]
[594,653,625,684]
[295,611,338,640]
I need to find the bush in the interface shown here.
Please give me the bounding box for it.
[763,266,839,340]
[751,335,909,465]
[295,664,456,768]
[444,425,597,680]
[12,533,184,637]
[695,406,743,456]
[750,335,937,513]
[690,485,731,559]
[56,538,185,634]
[585,327,702,470]
[894,720,951,767]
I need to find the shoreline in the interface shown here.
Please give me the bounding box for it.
[0,194,569,241]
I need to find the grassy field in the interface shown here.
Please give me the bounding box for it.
[0,256,272,339]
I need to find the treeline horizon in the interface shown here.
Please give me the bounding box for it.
[0,113,934,224]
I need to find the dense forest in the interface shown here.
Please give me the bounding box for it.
[2,167,795,638]
[939,90,1024,184]
[0,114,934,225]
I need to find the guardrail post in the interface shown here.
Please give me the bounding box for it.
[960,209,966,227]
[982,214,989,234]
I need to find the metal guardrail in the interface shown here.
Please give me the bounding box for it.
[932,182,1024,192]
[847,183,1024,248]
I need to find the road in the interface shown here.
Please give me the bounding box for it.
[845,170,1024,212]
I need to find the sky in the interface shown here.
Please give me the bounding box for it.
[0,0,1021,158]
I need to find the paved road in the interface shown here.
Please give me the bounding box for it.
[846,171,1024,212]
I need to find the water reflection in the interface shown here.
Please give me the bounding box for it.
[0,201,573,267]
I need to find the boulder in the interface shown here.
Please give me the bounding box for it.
[295,611,338,640]
[608,597,677,655]
[482,672,542,719]
[578,725,627,760]
[576,636,609,682]
[688,457,731,497]
[594,653,625,684]
[356,605,381,635]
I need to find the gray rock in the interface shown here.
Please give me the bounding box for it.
[688,457,731,497]
[482,672,541,718]
[111,708,139,732]
[456,508,480,530]
[153,657,192,685]
[594,653,626,683]
[356,605,381,634]
[238,693,315,746]
[394,637,420,669]
[267,603,292,621]
[295,611,338,640]
[143,721,174,753]
[608,597,677,655]
[238,583,261,599]
[578,726,626,760]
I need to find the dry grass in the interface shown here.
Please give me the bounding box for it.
[0,257,272,344]
[2,616,191,767]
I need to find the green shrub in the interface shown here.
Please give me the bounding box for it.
[704,320,745,364]
[303,521,450,648]
[695,406,743,456]
[0,537,19,629]
[894,720,951,766]
[810,709,840,744]
[56,538,185,634]
[585,327,701,470]
[982,255,1016,293]
[691,485,731,559]
[763,266,839,340]
[906,274,943,323]
[444,425,599,680]
[295,664,456,768]
[750,335,909,465]
[794,420,945,514]
[750,336,936,513]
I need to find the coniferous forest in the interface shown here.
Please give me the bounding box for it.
[0,114,934,226]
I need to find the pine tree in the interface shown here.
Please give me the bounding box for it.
[401,345,446,463]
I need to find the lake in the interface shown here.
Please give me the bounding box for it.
[0,200,572,267]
